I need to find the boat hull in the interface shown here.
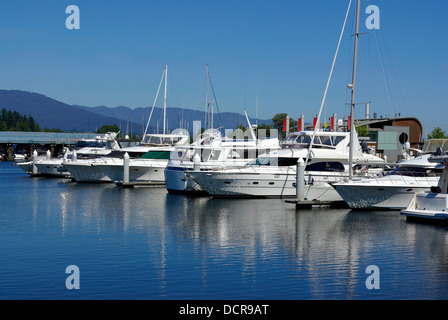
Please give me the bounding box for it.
[333,177,439,209]
[97,159,167,183]
[165,166,202,193]
[188,169,345,200]
[62,161,111,182]
[34,160,70,177]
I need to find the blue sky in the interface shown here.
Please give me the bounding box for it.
[0,0,447,136]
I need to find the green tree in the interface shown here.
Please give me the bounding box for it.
[96,124,120,134]
[272,113,297,139]
[356,125,369,137]
[44,127,62,133]
[0,108,42,132]
[427,127,448,139]
[256,123,274,138]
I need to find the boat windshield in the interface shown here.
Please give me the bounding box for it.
[282,133,346,148]
[73,140,95,149]
[387,167,442,177]
[283,134,311,146]
[422,139,448,154]
[141,134,186,146]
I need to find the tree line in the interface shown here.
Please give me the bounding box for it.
[0,108,63,132]
[0,108,41,132]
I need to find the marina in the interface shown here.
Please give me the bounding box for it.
[0,0,447,305]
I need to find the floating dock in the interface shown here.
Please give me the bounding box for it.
[285,199,348,209]
[115,181,165,188]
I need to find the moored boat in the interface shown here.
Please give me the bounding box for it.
[187,130,383,199]
[401,155,448,222]
[332,140,446,209]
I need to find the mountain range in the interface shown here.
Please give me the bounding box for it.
[0,90,272,135]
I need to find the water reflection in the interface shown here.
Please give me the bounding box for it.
[4,160,448,299]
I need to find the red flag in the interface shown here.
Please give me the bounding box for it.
[282,119,286,131]
[313,117,317,130]
[347,116,351,131]
[330,117,334,131]
[298,118,302,131]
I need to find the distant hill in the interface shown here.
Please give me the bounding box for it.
[0,90,272,135]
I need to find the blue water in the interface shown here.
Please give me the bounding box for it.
[1,161,448,300]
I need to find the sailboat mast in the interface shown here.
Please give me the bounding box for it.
[256,76,259,127]
[206,64,211,130]
[163,65,168,135]
[349,0,360,179]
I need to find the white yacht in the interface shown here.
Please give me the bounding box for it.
[96,132,189,184]
[63,65,190,183]
[332,139,446,209]
[15,135,120,177]
[36,133,121,178]
[401,155,448,222]
[15,148,50,176]
[187,130,383,199]
[165,130,280,194]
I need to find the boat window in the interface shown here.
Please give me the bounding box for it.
[172,148,194,160]
[333,136,346,146]
[319,136,332,146]
[201,149,212,161]
[296,135,311,145]
[305,161,345,172]
[249,157,300,166]
[73,140,95,149]
[227,149,250,159]
[313,136,322,145]
[284,134,299,143]
[209,150,222,161]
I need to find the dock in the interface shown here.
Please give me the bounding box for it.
[0,131,108,161]
[285,199,348,209]
[115,181,165,188]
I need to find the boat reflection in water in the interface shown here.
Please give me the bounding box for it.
[3,158,448,299]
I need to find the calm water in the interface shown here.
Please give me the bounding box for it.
[1,161,447,300]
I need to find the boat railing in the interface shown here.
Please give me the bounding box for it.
[208,164,349,178]
[351,173,440,185]
[130,158,170,167]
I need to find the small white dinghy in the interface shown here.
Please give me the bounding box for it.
[401,154,448,222]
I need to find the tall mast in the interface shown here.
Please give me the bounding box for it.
[163,65,168,135]
[256,75,259,127]
[349,0,360,179]
[206,64,211,130]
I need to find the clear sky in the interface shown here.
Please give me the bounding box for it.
[0,0,447,136]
